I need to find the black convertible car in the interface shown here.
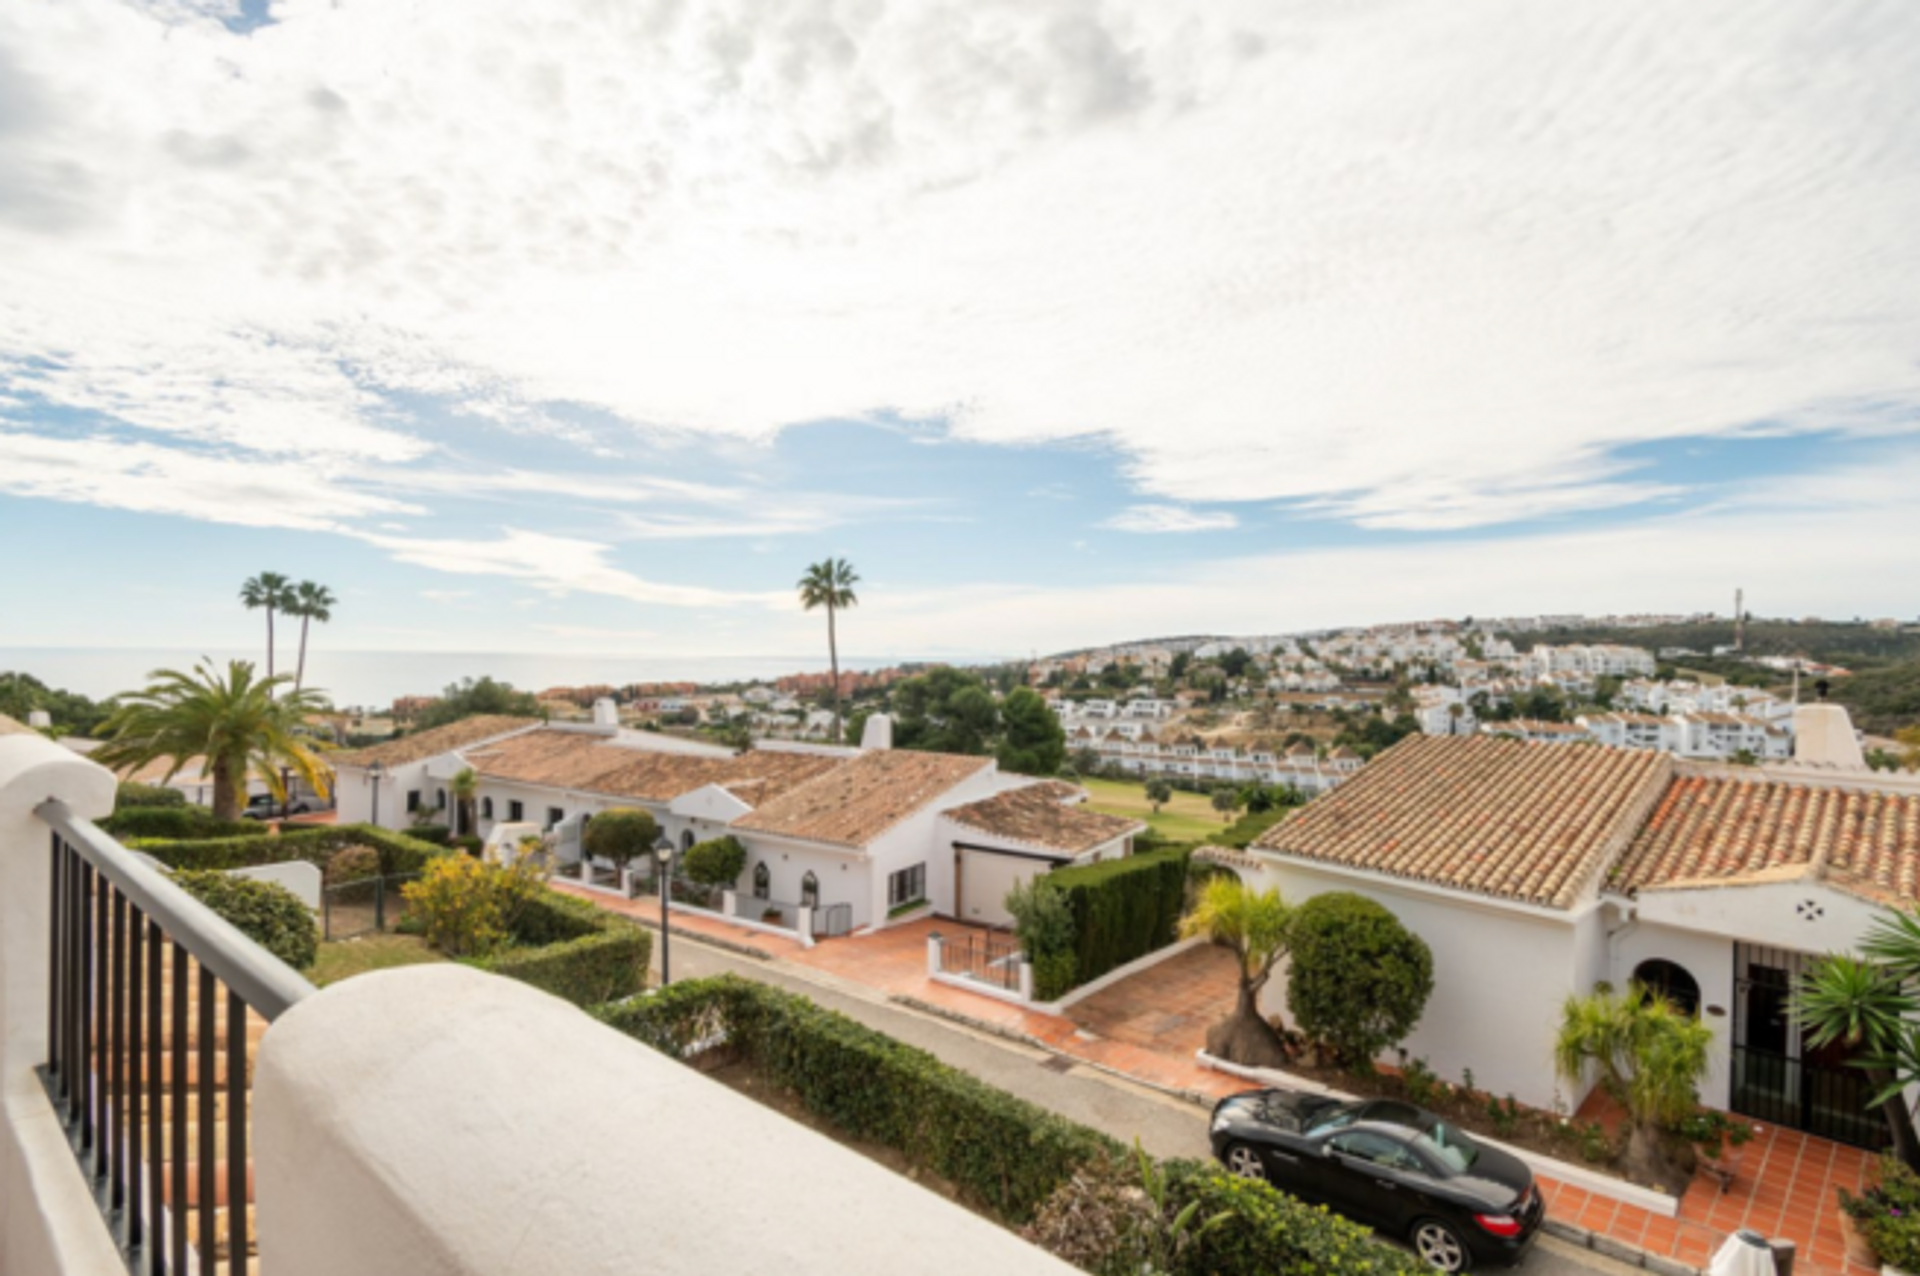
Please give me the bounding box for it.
[1210,1089,1543,1271]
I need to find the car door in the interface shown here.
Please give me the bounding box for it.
[1322,1130,1424,1232]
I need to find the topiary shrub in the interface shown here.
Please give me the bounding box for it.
[582,807,661,872]
[471,891,650,1007]
[325,845,382,886]
[682,835,746,888]
[407,823,452,846]
[116,782,186,808]
[1287,891,1434,1067]
[172,871,319,971]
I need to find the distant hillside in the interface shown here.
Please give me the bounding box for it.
[1503,620,1920,671]
[1828,662,1920,737]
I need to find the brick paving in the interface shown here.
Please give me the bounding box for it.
[560,886,1884,1276]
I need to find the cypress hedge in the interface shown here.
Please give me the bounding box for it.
[101,805,268,842]
[1045,848,1190,989]
[599,977,1427,1276]
[471,890,651,1008]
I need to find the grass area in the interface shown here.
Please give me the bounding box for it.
[1077,776,1232,843]
[308,932,448,987]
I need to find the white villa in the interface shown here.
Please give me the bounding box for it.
[331,707,1140,932]
[1211,705,1917,1151]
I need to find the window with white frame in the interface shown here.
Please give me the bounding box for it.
[887,863,926,910]
[752,862,770,900]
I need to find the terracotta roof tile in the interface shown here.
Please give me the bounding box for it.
[1610,776,1920,906]
[735,750,992,848]
[332,716,542,769]
[460,730,839,804]
[1253,735,1670,909]
[944,781,1145,854]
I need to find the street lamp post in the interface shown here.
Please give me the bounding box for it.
[654,840,674,987]
[369,760,387,827]
[280,765,292,821]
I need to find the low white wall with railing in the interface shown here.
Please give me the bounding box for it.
[0,723,123,1276]
[257,965,1079,1276]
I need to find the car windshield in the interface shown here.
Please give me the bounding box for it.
[1304,1103,1362,1137]
[1410,1119,1479,1174]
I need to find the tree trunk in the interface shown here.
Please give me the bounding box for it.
[828,603,843,743]
[1868,1065,1920,1170]
[211,757,241,823]
[266,608,276,681]
[1622,1118,1671,1186]
[1206,981,1289,1068]
[295,615,311,692]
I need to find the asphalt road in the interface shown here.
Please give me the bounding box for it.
[647,933,1635,1276]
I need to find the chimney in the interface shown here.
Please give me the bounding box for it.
[859,713,893,751]
[591,698,620,728]
[1792,703,1866,770]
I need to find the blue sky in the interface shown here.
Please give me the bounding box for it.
[1,0,1917,671]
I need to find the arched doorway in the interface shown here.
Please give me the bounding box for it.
[800,871,819,908]
[1634,958,1701,1017]
[752,863,770,900]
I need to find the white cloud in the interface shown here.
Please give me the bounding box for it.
[354,527,788,609]
[420,589,473,603]
[1102,504,1239,533]
[0,0,1913,535]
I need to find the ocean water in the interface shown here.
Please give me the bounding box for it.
[2,647,940,710]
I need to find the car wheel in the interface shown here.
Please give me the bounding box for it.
[1411,1219,1471,1273]
[1222,1142,1267,1181]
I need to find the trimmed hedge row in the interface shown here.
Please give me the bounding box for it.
[1162,1161,1429,1276]
[1046,848,1190,989]
[115,783,186,808]
[173,870,320,971]
[599,977,1427,1276]
[473,890,650,1008]
[131,823,450,877]
[101,805,267,841]
[598,976,1119,1223]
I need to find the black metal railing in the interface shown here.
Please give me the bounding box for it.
[1730,1044,1891,1151]
[39,799,316,1275]
[937,929,1024,992]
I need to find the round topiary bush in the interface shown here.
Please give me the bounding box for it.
[172,870,319,971]
[682,835,747,888]
[325,845,382,886]
[1287,891,1434,1068]
[582,807,661,870]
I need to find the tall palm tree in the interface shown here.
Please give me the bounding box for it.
[1179,876,1293,1067]
[239,572,294,680]
[797,558,859,742]
[287,580,337,693]
[1793,954,1920,1168]
[94,660,333,821]
[1553,983,1713,1182]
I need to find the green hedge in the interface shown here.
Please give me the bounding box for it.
[115,782,186,808]
[1046,848,1190,989]
[407,823,452,846]
[132,823,450,877]
[172,870,319,971]
[101,806,267,842]
[598,976,1119,1223]
[471,890,650,1008]
[1163,1161,1429,1276]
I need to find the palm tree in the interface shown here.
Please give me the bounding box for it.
[1793,954,1920,1168]
[449,766,479,843]
[239,572,294,680]
[1179,876,1292,1067]
[287,580,336,693]
[1553,983,1713,1182]
[797,558,859,742]
[94,660,333,821]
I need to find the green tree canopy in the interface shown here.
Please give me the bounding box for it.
[0,671,110,737]
[582,807,662,869]
[996,687,1066,776]
[1287,893,1434,1067]
[891,667,1001,755]
[415,676,543,729]
[682,835,748,887]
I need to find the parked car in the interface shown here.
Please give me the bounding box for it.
[1209,1088,1542,1271]
[242,793,316,820]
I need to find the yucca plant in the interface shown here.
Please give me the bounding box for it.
[1553,982,1712,1181]
[1179,876,1292,1066]
[94,660,332,821]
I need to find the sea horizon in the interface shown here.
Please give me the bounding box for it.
[2,647,1010,711]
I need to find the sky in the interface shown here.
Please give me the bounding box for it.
[1,0,1918,679]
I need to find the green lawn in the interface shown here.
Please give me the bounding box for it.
[309,933,448,987]
[1077,776,1234,844]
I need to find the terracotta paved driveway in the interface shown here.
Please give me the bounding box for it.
[1064,943,1239,1057]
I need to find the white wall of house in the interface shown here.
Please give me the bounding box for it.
[1610,917,1738,1109]
[1244,856,1586,1110]
[863,765,1004,926]
[735,834,865,923]
[334,761,436,829]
